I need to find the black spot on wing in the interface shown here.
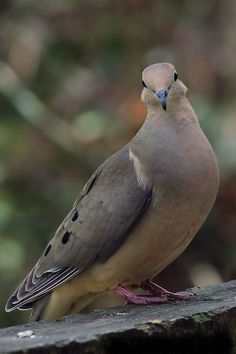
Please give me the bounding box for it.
[72,210,78,222]
[62,231,72,244]
[44,244,51,257]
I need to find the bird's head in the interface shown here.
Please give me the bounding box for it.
[141,63,187,111]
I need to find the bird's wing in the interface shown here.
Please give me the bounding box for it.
[6,147,152,311]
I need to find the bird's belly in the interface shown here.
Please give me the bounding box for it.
[88,195,209,290]
[87,150,219,291]
[116,205,203,284]
[119,213,199,284]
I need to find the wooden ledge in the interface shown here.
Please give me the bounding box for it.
[1,280,236,353]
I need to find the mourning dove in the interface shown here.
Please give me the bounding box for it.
[6,63,219,321]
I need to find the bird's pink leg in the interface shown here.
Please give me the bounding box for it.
[114,284,168,304]
[140,279,193,300]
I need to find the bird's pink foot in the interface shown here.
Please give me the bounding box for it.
[140,279,193,301]
[114,284,168,304]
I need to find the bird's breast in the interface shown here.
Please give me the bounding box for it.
[139,123,219,214]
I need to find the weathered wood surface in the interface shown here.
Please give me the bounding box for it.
[1,280,236,354]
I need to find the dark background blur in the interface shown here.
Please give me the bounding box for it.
[0,0,236,327]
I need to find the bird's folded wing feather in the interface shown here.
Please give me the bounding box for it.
[5,147,152,311]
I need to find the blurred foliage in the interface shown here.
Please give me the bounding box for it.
[0,0,236,327]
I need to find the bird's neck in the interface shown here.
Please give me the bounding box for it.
[129,96,203,190]
[145,96,198,126]
[129,95,199,164]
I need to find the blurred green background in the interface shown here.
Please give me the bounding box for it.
[1,0,236,327]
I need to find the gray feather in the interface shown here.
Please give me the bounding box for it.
[6,147,152,312]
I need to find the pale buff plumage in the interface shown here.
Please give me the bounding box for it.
[6,63,219,320]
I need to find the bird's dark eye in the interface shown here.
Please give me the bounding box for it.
[173,72,178,81]
[142,80,147,88]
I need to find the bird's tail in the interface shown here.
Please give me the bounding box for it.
[29,267,113,321]
[30,294,51,322]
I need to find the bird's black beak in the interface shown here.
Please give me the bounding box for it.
[155,89,169,111]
